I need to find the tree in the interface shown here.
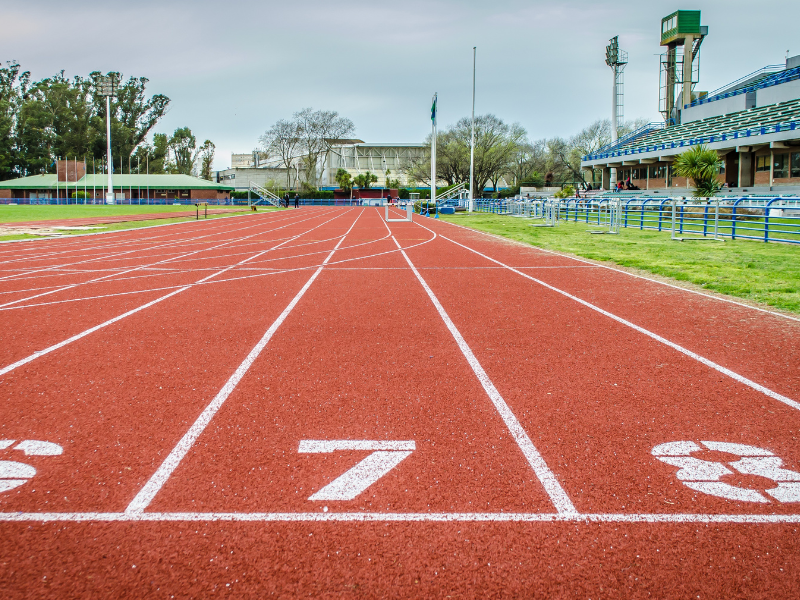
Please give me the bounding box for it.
[673,145,722,197]
[353,171,378,189]
[260,119,301,189]
[0,64,170,178]
[87,71,170,169]
[335,168,352,192]
[0,62,29,179]
[404,114,525,195]
[197,140,215,180]
[168,127,196,174]
[293,107,355,186]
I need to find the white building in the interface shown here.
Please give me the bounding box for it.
[322,142,425,188]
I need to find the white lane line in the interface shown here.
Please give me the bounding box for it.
[439,219,800,323]
[0,206,313,279]
[2,511,799,524]
[441,234,800,412]
[125,210,364,514]
[0,288,190,378]
[0,211,348,378]
[390,235,578,516]
[299,440,416,452]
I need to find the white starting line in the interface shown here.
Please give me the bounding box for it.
[0,511,799,524]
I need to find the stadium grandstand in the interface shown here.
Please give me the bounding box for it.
[582,17,800,195]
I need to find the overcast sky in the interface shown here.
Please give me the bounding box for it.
[3,0,799,169]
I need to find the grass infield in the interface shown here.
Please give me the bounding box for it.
[440,213,800,315]
[0,204,280,242]
[0,204,248,223]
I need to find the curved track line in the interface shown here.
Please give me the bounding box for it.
[0,210,350,377]
[0,208,338,308]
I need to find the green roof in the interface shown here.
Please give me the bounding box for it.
[0,173,234,191]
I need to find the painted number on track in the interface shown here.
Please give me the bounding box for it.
[653,441,800,503]
[299,440,415,501]
[0,440,63,493]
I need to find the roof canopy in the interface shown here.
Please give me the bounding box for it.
[0,173,234,191]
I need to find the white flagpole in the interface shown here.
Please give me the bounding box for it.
[430,93,437,215]
[469,47,476,212]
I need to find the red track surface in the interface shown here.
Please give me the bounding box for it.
[1,207,799,597]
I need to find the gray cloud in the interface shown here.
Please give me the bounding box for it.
[3,0,798,169]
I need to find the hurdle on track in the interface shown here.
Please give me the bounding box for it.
[385,202,413,222]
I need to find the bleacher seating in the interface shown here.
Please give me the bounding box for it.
[583,97,800,161]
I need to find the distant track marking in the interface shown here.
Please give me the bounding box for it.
[0,211,347,377]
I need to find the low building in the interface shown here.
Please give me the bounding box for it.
[582,55,800,193]
[215,167,291,193]
[322,142,425,188]
[0,165,234,202]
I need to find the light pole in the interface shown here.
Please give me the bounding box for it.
[605,37,627,190]
[469,46,476,212]
[98,75,116,204]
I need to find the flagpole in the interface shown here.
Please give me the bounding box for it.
[430,92,437,216]
[469,46,476,213]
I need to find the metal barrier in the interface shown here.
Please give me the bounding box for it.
[461,196,800,244]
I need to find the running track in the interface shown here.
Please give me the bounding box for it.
[1,207,798,597]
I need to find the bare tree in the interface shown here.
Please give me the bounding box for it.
[259,119,301,189]
[293,108,355,187]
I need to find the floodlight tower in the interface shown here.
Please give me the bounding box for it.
[98,75,117,204]
[659,10,707,125]
[605,36,627,189]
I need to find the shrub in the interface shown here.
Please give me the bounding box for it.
[673,145,722,197]
[553,185,575,199]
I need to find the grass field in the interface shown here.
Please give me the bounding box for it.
[0,204,235,223]
[0,204,278,242]
[440,213,800,314]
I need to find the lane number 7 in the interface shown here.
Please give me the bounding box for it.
[299,440,415,501]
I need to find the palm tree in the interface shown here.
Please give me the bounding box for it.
[672,145,722,197]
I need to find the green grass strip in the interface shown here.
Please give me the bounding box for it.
[439,213,800,315]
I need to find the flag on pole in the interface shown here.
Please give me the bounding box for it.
[431,94,437,123]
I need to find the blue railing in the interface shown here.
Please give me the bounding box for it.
[685,65,800,109]
[494,197,800,244]
[588,122,665,159]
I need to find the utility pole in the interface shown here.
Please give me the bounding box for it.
[469,47,476,212]
[98,75,116,204]
[430,93,437,213]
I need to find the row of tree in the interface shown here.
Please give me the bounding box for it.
[0,62,215,180]
[406,115,649,193]
[257,105,648,194]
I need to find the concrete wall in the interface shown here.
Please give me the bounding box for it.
[217,167,291,191]
[756,79,800,107]
[682,93,754,123]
